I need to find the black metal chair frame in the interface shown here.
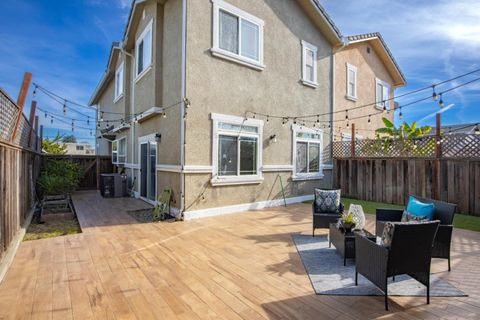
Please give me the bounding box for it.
[355,221,440,310]
[312,198,344,237]
[375,196,456,271]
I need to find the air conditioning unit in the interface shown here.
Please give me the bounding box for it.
[100,173,127,198]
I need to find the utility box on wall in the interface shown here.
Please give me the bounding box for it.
[100,173,127,198]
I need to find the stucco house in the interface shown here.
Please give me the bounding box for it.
[89,0,404,219]
[333,33,406,140]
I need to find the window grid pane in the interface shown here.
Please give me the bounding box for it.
[240,19,259,61]
[137,41,144,74]
[296,142,308,173]
[219,10,239,54]
[218,135,238,176]
[239,137,257,175]
[308,143,320,173]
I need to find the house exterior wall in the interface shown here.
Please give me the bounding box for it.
[334,42,395,139]
[183,0,334,213]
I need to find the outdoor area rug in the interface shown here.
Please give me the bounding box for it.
[292,234,467,297]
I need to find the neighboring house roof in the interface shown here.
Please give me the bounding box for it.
[345,32,406,87]
[88,42,121,106]
[426,123,480,135]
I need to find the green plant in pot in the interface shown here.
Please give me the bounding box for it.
[338,212,356,233]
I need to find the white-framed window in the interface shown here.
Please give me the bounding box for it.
[301,40,318,87]
[135,20,153,79]
[346,63,357,99]
[112,137,126,164]
[76,145,84,151]
[211,0,265,70]
[114,62,124,101]
[375,78,390,110]
[292,125,323,180]
[211,113,264,186]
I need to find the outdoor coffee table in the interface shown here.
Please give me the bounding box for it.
[329,223,376,266]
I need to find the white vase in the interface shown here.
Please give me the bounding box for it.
[348,204,366,230]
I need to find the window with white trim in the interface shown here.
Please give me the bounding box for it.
[136,21,153,78]
[376,78,390,110]
[301,40,318,87]
[211,113,264,186]
[346,63,357,99]
[293,125,323,179]
[212,0,264,69]
[112,137,126,164]
[115,62,124,100]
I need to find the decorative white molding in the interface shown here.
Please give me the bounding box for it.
[291,174,324,181]
[136,107,163,123]
[183,194,314,220]
[156,164,182,173]
[124,163,140,169]
[210,176,264,186]
[183,165,213,173]
[262,164,294,172]
[112,123,131,133]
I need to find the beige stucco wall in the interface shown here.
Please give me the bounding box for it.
[334,42,395,139]
[184,0,334,211]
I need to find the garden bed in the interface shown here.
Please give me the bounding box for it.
[127,208,175,223]
[24,211,81,241]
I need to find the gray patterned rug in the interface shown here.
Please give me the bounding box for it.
[293,234,466,297]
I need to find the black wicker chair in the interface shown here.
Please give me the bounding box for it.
[375,196,456,271]
[312,198,344,237]
[355,221,440,311]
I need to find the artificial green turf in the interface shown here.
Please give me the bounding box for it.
[305,197,480,232]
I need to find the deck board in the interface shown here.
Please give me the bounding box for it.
[0,190,479,319]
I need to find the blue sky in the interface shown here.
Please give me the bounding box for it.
[0,0,479,145]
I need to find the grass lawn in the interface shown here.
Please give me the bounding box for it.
[24,214,81,241]
[305,197,480,232]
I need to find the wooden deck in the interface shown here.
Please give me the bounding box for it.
[1,191,480,319]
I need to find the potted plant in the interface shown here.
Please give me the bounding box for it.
[338,212,356,233]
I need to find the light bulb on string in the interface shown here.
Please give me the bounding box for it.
[44,111,47,118]
[368,115,371,123]
[90,130,93,136]
[100,112,104,122]
[63,101,67,115]
[316,115,320,124]
[33,85,37,97]
[266,116,270,123]
[282,118,286,125]
[382,101,387,113]
[87,117,90,125]
[346,121,350,128]
[432,86,438,101]
[475,125,480,135]
[345,110,349,120]
[293,118,297,125]
[399,108,403,120]
[50,116,53,124]
[162,112,167,118]
[253,113,256,119]
[439,94,444,108]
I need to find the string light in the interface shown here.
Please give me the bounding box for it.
[439,94,444,108]
[100,112,104,122]
[266,115,270,123]
[345,110,349,120]
[63,101,67,115]
[382,101,387,113]
[87,117,90,125]
[50,116,53,124]
[475,125,480,135]
[368,115,371,123]
[399,108,403,120]
[33,85,37,97]
[432,86,438,101]
[162,112,167,118]
[44,111,47,118]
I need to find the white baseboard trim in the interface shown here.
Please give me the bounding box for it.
[183,194,314,220]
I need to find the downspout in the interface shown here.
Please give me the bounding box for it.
[117,44,136,195]
[180,0,187,217]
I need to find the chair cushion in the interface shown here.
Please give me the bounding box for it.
[406,196,434,220]
[380,222,395,247]
[401,210,430,222]
[314,189,341,213]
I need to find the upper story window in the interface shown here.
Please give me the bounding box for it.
[376,78,390,110]
[293,125,323,180]
[136,20,153,79]
[115,62,124,100]
[76,145,84,151]
[112,137,126,164]
[346,63,357,100]
[301,41,318,87]
[211,0,265,70]
[211,113,264,186]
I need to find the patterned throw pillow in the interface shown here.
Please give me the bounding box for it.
[401,210,429,222]
[381,222,395,247]
[314,189,341,213]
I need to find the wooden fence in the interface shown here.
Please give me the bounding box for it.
[0,140,41,261]
[42,155,115,190]
[333,158,480,216]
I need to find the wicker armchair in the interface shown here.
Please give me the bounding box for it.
[355,221,440,311]
[375,196,456,271]
[312,200,344,237]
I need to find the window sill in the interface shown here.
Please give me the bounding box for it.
[210,175,264,186]
[114,94,124,104]
[345,95,357,102]
[211,48,265,71]
[134,65,152,84]
[301,79,318,88]
[375,104,390,112]
[291,174,324,181]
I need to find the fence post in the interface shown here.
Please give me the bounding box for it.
[34,116,39,151]
[11,72,32,142]
[351,123,356,158]
[433,113,441,199]
[27,101,36,148]
[39,125,43,153]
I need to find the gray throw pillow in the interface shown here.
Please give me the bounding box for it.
[314,189,341,213]
[401,210,429,222]
[381,222,395,247]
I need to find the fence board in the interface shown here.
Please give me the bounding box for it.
[333,158,480,216]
